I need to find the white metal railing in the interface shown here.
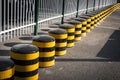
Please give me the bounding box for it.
[0,0,117,42]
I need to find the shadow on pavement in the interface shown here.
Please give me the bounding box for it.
[97,30,120,60]
[4,42,31,47]
[0,50,10,56]
[56,58,120,62]
[19,36,33,40]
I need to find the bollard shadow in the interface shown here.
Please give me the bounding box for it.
[97,30,120,60]
[0,50,10,56]
[55,58,120,62]
[4,42,31,47]
[19,36,33,40]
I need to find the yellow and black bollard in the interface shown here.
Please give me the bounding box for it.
[49,29,67,56]
[79,16,91,33]
[73,18,87,37]
[59,23,75,48]
[11,44,39,80]
[67,20,82,41]
[32,35,55,68]
[0,58,14,80]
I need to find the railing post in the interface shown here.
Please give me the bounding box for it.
[34,0,39,35]
[93,0,96,11]
[61,0,65,24]
[98,0,100,9]
[86,0,89,14]
[76,0,79,17]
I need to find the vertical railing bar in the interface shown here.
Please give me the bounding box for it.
[20,0,22,36]
[7,0,9,40]
[93,0,96,11]
[61,0,65,24]
[34,0,39,35]
[76,0,79,17]
[17,0,19,36]
[86,0,89,14]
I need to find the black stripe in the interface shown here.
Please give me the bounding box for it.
[55,39,67,43]
[11,58,39,66]
[94,22,97,24]
[91,19,94,21]
[91,24,94,26]
[67,40,74,43]
[15,69,38,77]
[39,56,54,62]
[87,27,90,29]
[68,33,74,36]
[82,30,86,33]
[75,34,81,37]
[4,76,14,80]
[55,47,66,51]
[75,28,81,31]
[87,22,91,24]
[82,25,86,27]
[39,47,55,52]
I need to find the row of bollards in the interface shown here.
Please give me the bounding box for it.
[0,3,120,80]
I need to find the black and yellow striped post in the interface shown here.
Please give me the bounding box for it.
[72,18,87,37]
[59,24,75,48]
[0,58,14,80]
[84,14,95,30]
[79,16,91,33]
[49,29,67,56]
[10,44,39,80]
[66,20,82,41]
[32,35,55,68]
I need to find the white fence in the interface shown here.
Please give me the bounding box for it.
[0,0,117,42]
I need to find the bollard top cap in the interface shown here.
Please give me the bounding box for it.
[49,25,59,28]
[67,20,81,24]
[0,58,14,71]
[33,35,55,42]
[73,18,86,22]
[11,44,39,54]
[49,29,67,34]
[79,16,90,19]
[59,23,74,29]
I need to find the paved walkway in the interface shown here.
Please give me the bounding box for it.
[0,9,120,80]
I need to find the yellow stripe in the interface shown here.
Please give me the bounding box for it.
[32,41,55,48]
[75,31,81,34]
[39,60,55,67]
[81,27,86,30]
[70,24,82,28]
[82,21,87,25]
[90,26,94,30]
[86,29,91,33]
[60,28,75,33]
[91,17,95,19]
[67,43,74,48]
[81,33,86,37]
[49,33,67,39]
[67,28,75,32]
[11,52,39,60]
[86,24,91,27]
[15,74,38,80]
[56,42,67,47]
[87,19,91,22]
[67,36,74,40]
[39,51,55,57]
[74,37,81,41]
[55,50,66,56]
[90,21,94,24]
[15,63,39,72]
[0,67,14,79]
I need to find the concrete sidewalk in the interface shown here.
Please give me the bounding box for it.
[0,9,120,80]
